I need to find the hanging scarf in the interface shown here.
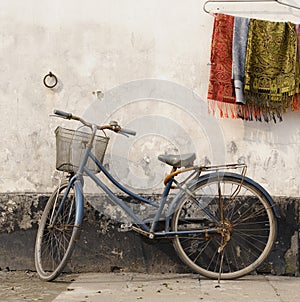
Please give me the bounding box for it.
[244,19,297,122]
[232,17,250,105]
[207,13,236,118]
[293,24,300,110]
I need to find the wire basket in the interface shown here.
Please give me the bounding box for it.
[55,127,109,173]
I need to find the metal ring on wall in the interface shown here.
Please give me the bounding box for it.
[43,72,58,88]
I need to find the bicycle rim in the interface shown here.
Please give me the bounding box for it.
[172,174,277,279]
[35,182,80,281]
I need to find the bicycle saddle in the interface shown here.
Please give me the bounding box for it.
[158,153,196,168]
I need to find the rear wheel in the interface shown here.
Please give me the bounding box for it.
[172,174,277,279]
[35,181,81,281]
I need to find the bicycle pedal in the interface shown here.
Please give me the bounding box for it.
[119,223,133,232]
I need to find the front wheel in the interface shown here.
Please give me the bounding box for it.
[35,180,82,281]
[172,173,277,279]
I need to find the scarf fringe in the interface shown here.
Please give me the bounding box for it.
[208,98,289,123]
[209,86,299,122]
[208,99,238,119]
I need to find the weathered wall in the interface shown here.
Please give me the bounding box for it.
[0,194,299,275]
[0,0,300,274]
[0,0,299,195]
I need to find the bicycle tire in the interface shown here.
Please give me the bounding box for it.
[35,181,82,281]
[172,173,277,279]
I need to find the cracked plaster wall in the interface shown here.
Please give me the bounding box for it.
[0,1,299,196]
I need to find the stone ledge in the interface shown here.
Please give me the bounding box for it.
[0,193,299,275]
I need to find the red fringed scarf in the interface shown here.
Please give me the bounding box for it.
[207,13,237,119]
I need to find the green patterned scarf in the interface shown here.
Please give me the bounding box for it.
[244,19,297,121]
[293,24,300,110]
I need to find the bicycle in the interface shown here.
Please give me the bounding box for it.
[34,109,279,282]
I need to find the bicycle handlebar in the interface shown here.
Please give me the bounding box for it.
[53,109,73,119]
[119,128,137,136]
[53,109,136,136]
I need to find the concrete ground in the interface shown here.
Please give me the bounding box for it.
[1,271,299,302]
[51,273,300,302]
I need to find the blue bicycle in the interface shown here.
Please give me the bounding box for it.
[34,109,278,281]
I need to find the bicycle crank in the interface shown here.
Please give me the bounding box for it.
[131,225,155,239]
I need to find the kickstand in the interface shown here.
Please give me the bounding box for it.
[216,252,224,287]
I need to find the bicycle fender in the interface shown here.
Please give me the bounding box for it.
[74,180,84,227]
[222,172,280,218]
[165,172,280,231]
[67,175,84,227]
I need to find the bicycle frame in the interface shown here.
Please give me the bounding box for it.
[63,129,222,238]
[58,124,278,240]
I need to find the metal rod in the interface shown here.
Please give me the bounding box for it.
[203,0,300,14]
[218,252,224,284]
[277,0,300,10]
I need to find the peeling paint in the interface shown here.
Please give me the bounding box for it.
[0,194,45,233]
[111,248,124,259]
[228,141,238,154]
[284,231,299,275]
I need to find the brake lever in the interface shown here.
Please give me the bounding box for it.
[119,130,129,137]
[49,114,68,119]
[109,121,135,137]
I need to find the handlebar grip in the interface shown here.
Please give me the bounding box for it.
[120,128,136,136]
[54,109,72,119]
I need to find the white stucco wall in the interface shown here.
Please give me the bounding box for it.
[0,0,299,197]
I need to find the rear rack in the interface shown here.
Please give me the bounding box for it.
[199,163,247,174]
[163,163,247,186]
